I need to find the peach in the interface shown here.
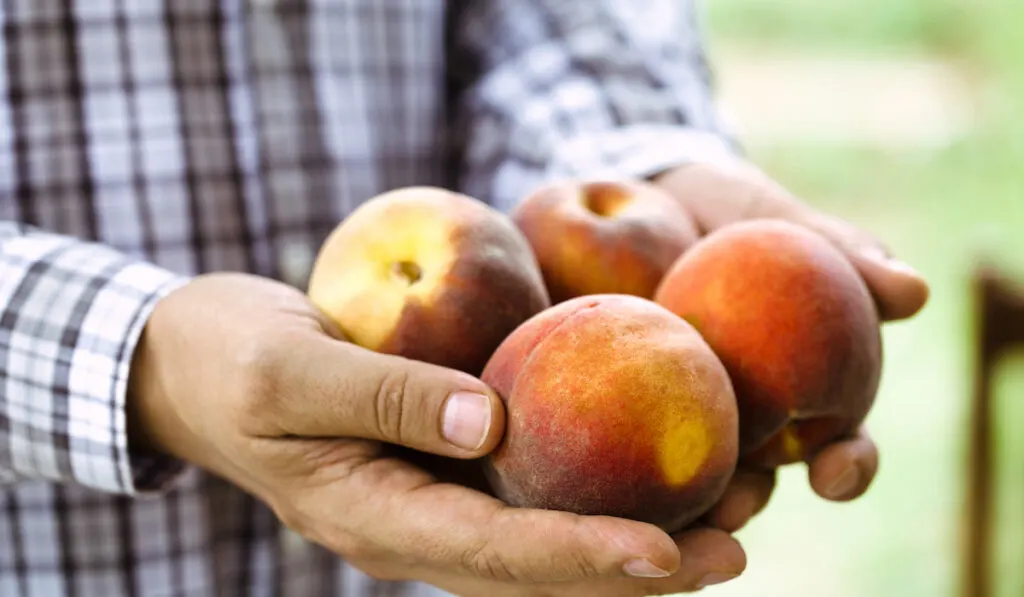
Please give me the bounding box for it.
[511,179,699,302]
[307,186,551,376]
[654,219,883,469]
[480,294,738,533]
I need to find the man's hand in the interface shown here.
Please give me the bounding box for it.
[126,272,746,596]
[654,161,930,532]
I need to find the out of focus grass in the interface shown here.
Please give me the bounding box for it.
[695,1,1024,596]
[705,0,1010,61]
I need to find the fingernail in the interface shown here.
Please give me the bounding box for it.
[623,558,672,578]
[887,258,923,278]
[862,247,921,277]
[825,466,860,499]
[442,392,492,450]
[860,245,890,262]
[697,572,739,588]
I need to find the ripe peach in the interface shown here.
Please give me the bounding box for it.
[480,294,739,533]
[511,180,699,302]
[307,186,551,376]
[654,219,883,469]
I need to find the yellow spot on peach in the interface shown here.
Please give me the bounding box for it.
[307,187,457,350]
[658,415,711,487]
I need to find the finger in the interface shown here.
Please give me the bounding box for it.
[640,528,746,594]
[703,468,776,532]
[807,426,879,501]
[270,334,506,459]
[655,163,930,321]
[796,211,930,321]
[310,458,683,585]
[407,529,745,597]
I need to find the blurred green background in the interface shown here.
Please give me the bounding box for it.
[695,0,1024,596]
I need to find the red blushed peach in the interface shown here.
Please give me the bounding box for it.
[307,186,551,376]
[654,219,883,469]
[480,294,739,533]
[511,179,699,302]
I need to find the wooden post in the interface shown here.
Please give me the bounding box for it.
[964,264,1024,597]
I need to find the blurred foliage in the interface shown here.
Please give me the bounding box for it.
[695,0,1024,596]
[707,0,998,59]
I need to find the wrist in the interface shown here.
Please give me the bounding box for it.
[126,291,188,461]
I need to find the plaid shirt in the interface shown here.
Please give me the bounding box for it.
[0,1,736,596]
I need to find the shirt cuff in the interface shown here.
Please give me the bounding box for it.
[114,269,192,496]
[0,225,193,497]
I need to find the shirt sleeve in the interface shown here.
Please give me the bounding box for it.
[447,0,743,212]
[0,222,190,496]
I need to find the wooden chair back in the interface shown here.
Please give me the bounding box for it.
[964,264,1024,597]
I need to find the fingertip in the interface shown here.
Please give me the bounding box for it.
[439,387,506,457]
[851,248,931,321]
[795,212,930,322]
[808,430,879,501]
[503,511,681,582]
[599,517,681,578]
[892,273,930,319]
[676,527,747,584]
[636,528,746,593]
[445,368,507,455]
[479,390,507,454]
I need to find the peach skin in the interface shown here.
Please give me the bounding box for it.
[511,180,700,302]
[654,219,883,469]
[480,294,739,533]
[307,186,551,376]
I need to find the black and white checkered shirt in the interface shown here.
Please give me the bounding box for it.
[0,1,736,595]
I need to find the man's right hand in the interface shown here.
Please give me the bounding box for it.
[125,272,746,596]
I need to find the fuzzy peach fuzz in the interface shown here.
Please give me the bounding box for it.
[307,186,550,376]
[481,294,739,533]
[655,219,882,468]
[512,180,699,303]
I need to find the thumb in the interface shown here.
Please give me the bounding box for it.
[278,334,506,458]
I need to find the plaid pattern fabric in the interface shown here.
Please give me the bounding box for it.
[0,1,736,596]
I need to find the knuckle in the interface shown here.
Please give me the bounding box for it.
[373,369,412,443]
[563,549,603,579]
[460,540,520,582]
[454,510,608,584]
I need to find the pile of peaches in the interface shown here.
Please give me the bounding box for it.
[306,181,882,534]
